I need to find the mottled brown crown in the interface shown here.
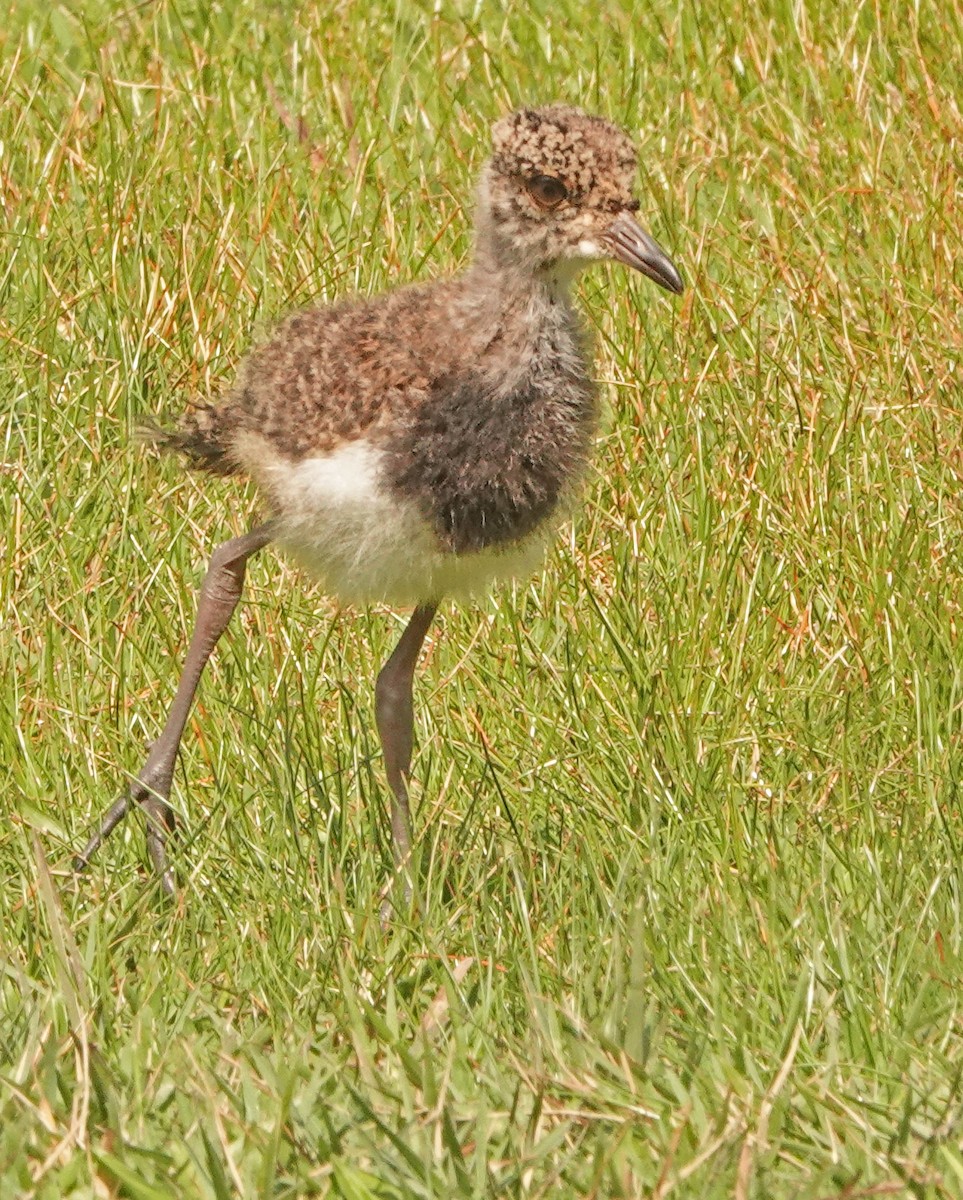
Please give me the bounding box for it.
[478,105,641,269]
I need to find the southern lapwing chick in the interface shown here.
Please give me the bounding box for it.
[75,104,683,896]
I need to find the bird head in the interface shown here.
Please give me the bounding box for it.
[478,104,683,294]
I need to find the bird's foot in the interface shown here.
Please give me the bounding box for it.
[74,759,178,895]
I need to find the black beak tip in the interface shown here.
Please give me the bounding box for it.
[646,242,684,295]
[640,254,685,297]
[656,261,684,295]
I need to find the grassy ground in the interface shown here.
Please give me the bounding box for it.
[3,0,963,1195]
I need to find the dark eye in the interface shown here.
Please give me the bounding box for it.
[526,174,568,210]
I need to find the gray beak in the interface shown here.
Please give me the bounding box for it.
[604,213,684,295]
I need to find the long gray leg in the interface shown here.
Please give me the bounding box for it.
[74,523,276,892]
[374,604,437,869]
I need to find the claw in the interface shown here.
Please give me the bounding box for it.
[73,792,133,872]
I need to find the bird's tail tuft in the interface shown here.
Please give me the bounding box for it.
[137,402,240,476]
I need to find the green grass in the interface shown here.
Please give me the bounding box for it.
[3,0,963,1194]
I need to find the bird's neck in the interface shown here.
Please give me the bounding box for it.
[453,230,590,392]
[468,228,579,310]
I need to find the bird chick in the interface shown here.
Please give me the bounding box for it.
[75,104,683,898]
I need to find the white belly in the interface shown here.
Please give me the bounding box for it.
[238,437,550,606]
